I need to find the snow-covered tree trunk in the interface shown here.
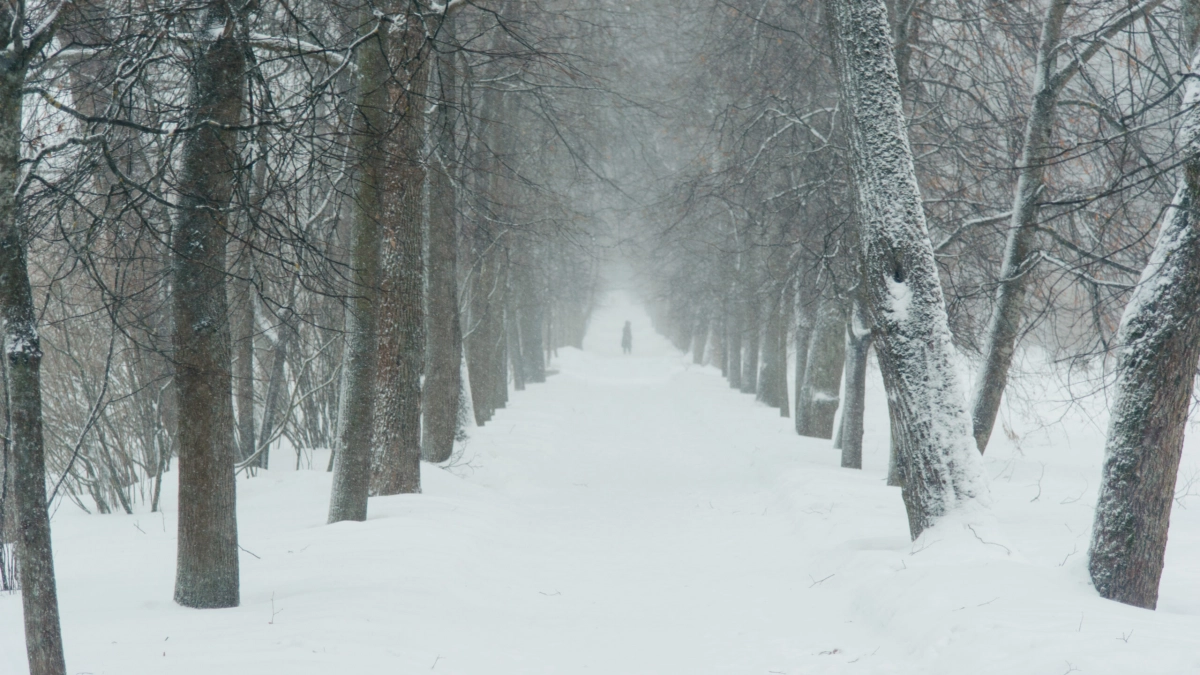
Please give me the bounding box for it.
[328,12,387,524]
[1087,4,1200,609]
[968,0,1068,454]
[825,0,985,538]
[839,298,873,469]
[796,300,844,439]
[422,19,464,464]
[171,0,247,609]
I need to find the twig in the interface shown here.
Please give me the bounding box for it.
[1059,544,1079,567]
[966,524,1012,555]
[809,574,835,588]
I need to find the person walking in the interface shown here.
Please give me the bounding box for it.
[621,321,632,354]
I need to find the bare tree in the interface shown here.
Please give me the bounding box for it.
[825,0,985,537]
[1087,0,1200,610]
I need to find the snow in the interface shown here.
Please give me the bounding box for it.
[5,291,1200,673]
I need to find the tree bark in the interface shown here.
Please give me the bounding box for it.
[793,282,813,433]
[1087,2,1200,609]
[371,8,430,497]
[231,247,255,463]
[421,19,463,463]
[171,1,245,609]
[0,53,66,672]
[327,11,386,523]
[825,0,985,538]
[840,299,873,469]
[796,300,845,439]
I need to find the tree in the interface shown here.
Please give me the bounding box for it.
[1087,0,1200,610]
[824,0,985,538]
[422,15,465,464]
[969,0,1168,454]
[0,0,72,670]
[170,0,249,609]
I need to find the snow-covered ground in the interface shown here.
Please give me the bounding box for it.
[5,290,1200,674]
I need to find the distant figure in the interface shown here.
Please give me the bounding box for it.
[621,321,632,354]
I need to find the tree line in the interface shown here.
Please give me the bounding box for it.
[0,1,614,673]
[634,0,1200,614]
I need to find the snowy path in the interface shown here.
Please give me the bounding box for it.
[6,291,1200,674]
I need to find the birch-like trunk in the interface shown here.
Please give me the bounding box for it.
[1087,4,1200,609]
[968,0,1069,454]
[171,1,245,608]
[826,0,985,538]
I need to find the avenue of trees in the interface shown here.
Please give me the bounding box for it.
[4,0,1200,671]
[0,1,609,672]
[635,0,1200,613]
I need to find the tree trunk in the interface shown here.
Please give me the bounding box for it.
[968,0,1069,454]
[796,300,845,439]
[757,283,787,413]
[726,288,743,389]
[171,1,245,609]
[507,273,526,392]
[0,57,66,672]
[793,283,813,433]
[741,296,760,394]
[231,250,255,463]
[371,9,429,497]
[840,299,873,469]
[421,18,463,464]
[826,0,985,539]
[255,309,295,469]
[327,11,386,523]
[692,313,709,365]
[466,246,502,425]
[1087,4,1200,609]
